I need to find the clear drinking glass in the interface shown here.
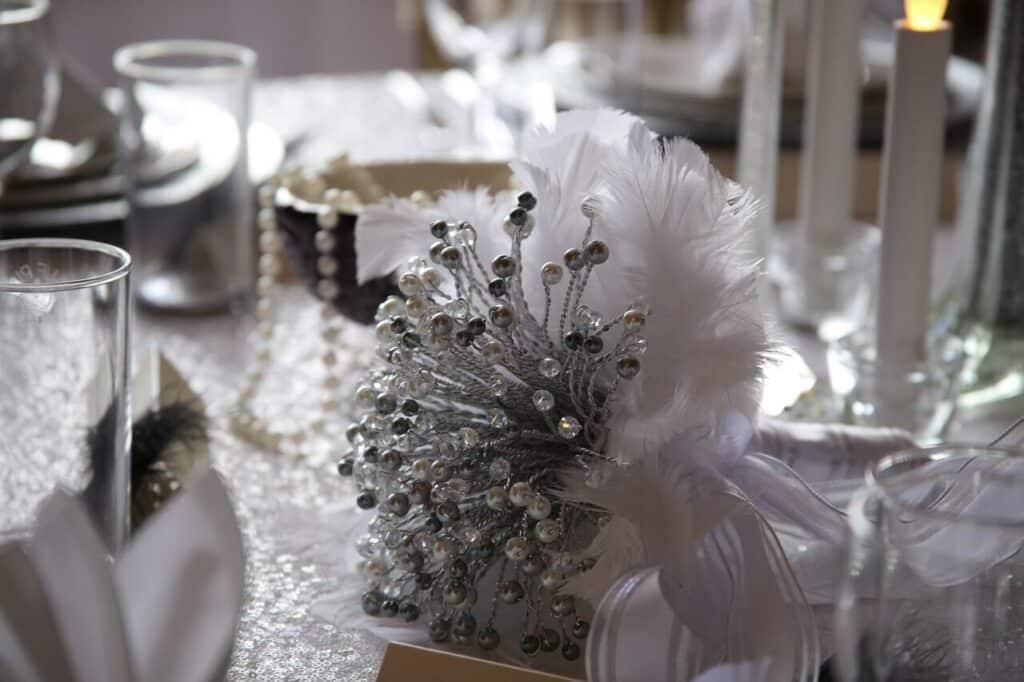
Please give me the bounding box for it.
[0,238,131,552]
[0,0,60,185]
[114,40,256,313]
[836,447,1024,681]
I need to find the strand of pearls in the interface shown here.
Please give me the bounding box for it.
[231,170,367,457]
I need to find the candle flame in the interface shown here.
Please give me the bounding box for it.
[904,0,948,30]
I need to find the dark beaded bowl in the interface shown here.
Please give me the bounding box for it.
[273,160,512,325]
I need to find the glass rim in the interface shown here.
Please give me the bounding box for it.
[0,0,48,24]
[113,39,256,83]
[0,238,131,293]
[866,445,1024,528]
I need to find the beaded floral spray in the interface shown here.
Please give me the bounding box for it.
[337,110,769,663]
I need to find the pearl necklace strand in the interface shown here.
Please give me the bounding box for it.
[230,168,373,457]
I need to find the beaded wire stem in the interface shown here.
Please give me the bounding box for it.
[341,191,648,659]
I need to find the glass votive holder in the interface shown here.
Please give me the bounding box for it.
[827,329,962,442]
[836,447,1024,681]
[0,238,132,552]
[114,39,256,313]
[770,221,880,341]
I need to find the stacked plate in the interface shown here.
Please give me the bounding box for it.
[0,69,283,244]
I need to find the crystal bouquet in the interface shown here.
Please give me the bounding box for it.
[319,111,913,679]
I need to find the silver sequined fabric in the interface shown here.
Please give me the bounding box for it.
[139,286,385,681]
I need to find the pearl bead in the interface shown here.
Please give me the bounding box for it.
[488,304,515,329]
[381,295,404,317]
[411,458,431,480]
[498,580,524,605]
[551,593,575,617]
[540,569,563,590]
[563,248,585,271]
[257,298,274,318]
[257,275,275,294]
[541,262,563,286]
[258,185,277,208]
[420,267,442,289]
[316,280,340,300]
[527,495,551,520]
[398,273,422,296]
[623,308,647,332]
[491,255,516,278]
[585,240,609,264]
[535,518,561,543]
[259,230,281,253]
[504,536,529,561]
[485,486,508,510]
[316,206,339,230]
[617,356,641,379]
[405,295,426,318]
[509,481,533,506]
[317,256,339,277]
[481,340,504,363]
[257,207,276,231]
[314,230,336,253]
[259,254,280,277]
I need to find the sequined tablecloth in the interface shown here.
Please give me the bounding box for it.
[139,285,387,681]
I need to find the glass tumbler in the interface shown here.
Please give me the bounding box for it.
[0,238,131,552]
[114,40,256,313]
[836,447,1024,681]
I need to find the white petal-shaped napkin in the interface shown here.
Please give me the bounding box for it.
[0,470,244,682]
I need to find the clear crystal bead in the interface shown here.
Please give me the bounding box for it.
[573,305,603,332]
[489,408,510,429]
[459,427,480,447]
[557,416,582,439]
[538,357,561,378]
[532,390,555,412]
[489,376,508,398]
[488,457,511,480]
[445,298,470,320]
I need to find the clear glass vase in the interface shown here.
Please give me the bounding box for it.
[937,0,1024,407]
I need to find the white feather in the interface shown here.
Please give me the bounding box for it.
[590,133,770,452]
[355,187,513,285]
[511,110,648,320]
[561,431,744,613]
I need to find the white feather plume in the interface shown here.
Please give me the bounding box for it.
[355,187,513,285]
[590,132,770,452]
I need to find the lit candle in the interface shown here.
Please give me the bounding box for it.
[875,0,952,368]
[798,0,866,253]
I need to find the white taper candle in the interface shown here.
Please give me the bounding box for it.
[798,0,866,251]
[875,11,951,368]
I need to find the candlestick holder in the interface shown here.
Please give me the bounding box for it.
[827,329,965,442]
[936,0,1024,408]
[770,221,880,340]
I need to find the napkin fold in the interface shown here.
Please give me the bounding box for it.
[0,470,244,682]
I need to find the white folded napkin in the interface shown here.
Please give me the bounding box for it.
[0,470,244,682]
